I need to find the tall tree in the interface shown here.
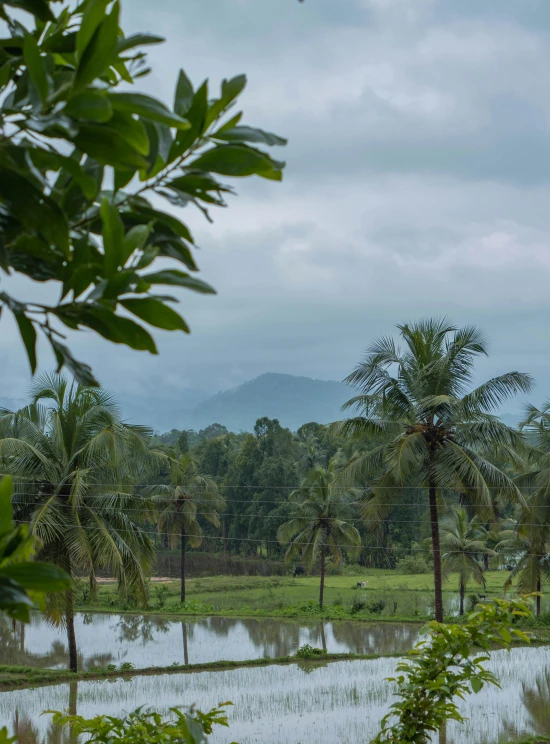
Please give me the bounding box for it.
[0,374,154,671]
[337,319,531,622]
[277,462,361,607]
[144,453,225,602]
[439,507,494,615]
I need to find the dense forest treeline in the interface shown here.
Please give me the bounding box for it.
[151,417,427,568]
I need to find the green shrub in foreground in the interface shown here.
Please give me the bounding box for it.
[48,704,233,744]
[371,597,532,744]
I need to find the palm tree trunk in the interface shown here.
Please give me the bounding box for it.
[459,578,465,616]
[320,622,327,652]
[537,576,541,617]
[182,621,189,665]
[66,589,78,673]
[428,479,444,623]
[319,549,326,608]
[180,528,186,603]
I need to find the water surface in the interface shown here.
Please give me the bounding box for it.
[3,647,550,744]
[0,613,421,669]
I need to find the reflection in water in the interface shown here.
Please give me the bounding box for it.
[523,672,550,737]
[3,648,550,744]
[0,613,422,670]
[182,622,189,665]
[502,670,550,741]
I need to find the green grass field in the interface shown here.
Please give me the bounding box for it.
[83,569,540,621]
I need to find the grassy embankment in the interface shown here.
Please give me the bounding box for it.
[79,570,548,623]
[0,652,397,691]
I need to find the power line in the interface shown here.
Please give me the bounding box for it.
[10,500,550,529]
[9,519,546,557]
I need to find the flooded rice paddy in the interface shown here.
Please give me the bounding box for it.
[3,646,550,743]
[0,613,421,669]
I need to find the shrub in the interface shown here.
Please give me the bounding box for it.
[351,596,368,614]
[295,644,326,659]
[155,585,170,609]
[398,557,429,575]
[371,598,532,743]
[366,599,386,615]
[166,600,214,614]
[48,705,232,744]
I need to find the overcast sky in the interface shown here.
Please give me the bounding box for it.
[3,0,550,410]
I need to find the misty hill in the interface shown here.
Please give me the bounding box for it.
[183,373,352,433]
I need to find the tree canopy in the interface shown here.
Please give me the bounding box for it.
[0,0,286,385]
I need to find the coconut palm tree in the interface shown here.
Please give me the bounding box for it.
[277,462,361,607]
[498,517,549,617]
[143,453,225,602]
[336,319,531,622]
[0,373,155,672]
[439,507,494,615]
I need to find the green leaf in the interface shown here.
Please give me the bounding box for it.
[174,68,194,116]
[3,0,54,21]
[133,207,194,242]
[100,197,125,275]
[500,628,511,644]
[76,0,110,59]
[169,81,208,160]
[116,33,165,53]
[74,124,148,169]
[106,111,150,155]
[206,74,246,127]
[23,33,49,106]
[213,125,287,147]
[0,476,13,534]
[189,144,284,179]
[74,1,120,93]
[0,578,33,621]
[49,338,98,386]
[13,311,37,373]
[0,168,69,255]
[122,224,151,264]
[109,92,190,129]
[470,678,483,693]
[121,298,190,332]
[64,89,113,122]
[82,307,158,352]
[0,562,70,592]
[142,270,216,294]
[31,150,98,200]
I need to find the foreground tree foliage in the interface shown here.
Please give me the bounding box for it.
[337,319,532,621]
[0,475,69,620]
[0,0,286,384]
[0,373,154,671]
[371,598,532,744]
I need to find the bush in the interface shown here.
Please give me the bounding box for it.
[155,585,170,609]
[165,600,214,614]
[295,644,326,659]
[48,704,232,744]
[351,596,368,614]
[398,557,430,575]
[366,599,386,615]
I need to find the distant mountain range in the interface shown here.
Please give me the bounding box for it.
[176,373,353,433]
[0,377,525,435]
